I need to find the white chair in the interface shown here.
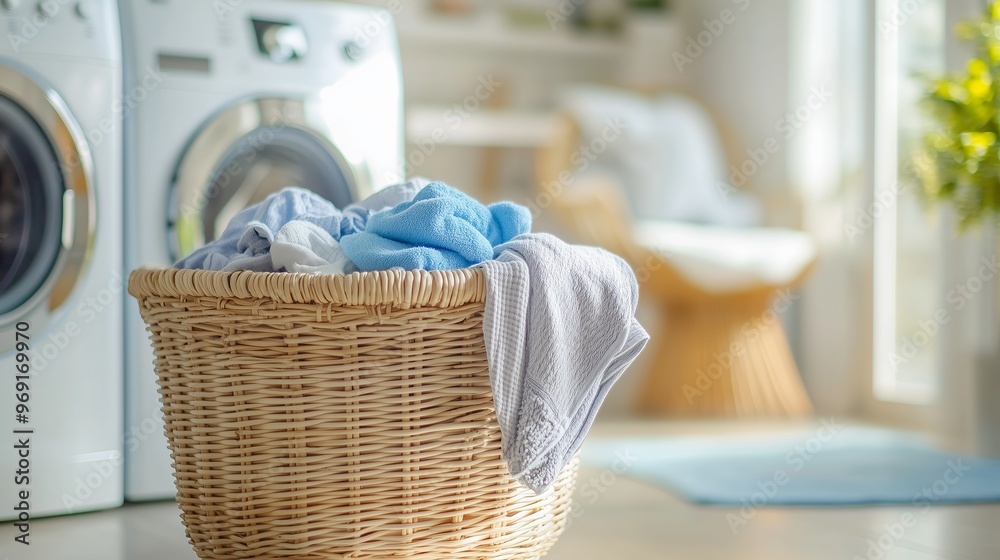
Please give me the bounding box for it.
[535,93,816,418]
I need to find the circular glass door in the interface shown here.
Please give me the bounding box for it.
[0,63,94,347]
[170,98,365,260]
[0,95,64,316]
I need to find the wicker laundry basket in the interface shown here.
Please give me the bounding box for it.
[128,266,577,560]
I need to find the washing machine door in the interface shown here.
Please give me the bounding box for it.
[170,97,367,261]
[0,65,94,352]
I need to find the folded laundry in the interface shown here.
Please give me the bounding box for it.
[478,233,649,493]
[340,182,532,271]
[174,179,427,271]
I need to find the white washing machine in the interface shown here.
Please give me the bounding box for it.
[0,0,124,518]
[121,0,404,499]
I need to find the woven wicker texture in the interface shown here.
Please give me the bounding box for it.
[128,267,577,560]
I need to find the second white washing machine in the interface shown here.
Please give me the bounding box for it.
[121,0,404,500]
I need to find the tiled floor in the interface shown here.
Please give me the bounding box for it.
[3,421,999,559]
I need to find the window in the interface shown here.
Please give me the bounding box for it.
[873,0,946,403]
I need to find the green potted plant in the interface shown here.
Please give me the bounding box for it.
[914,2,1000,228]
[914,0,1000,456]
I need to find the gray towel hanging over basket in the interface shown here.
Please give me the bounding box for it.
[128,266,577,560]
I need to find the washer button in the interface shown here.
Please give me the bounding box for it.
[74,0,90,19]
[36,0,57,18]
[2,0,21,11]
[343,41,363,61]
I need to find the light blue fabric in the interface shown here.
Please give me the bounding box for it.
[174,180,427,271]
[579,426,1000,505]
[175,187,343,271]
[338,178,429,239]
[340,182,532,271]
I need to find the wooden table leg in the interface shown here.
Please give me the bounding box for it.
[637,293,813,418]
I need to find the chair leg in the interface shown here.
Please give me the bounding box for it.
[637,296,813,418]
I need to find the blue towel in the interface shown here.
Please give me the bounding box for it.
[175,180,426,271]
[340,182,532,271]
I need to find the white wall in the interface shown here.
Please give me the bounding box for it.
[671,0,793,197]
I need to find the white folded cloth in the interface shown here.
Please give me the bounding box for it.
[479,233,649,493]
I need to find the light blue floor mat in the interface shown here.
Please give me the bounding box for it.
[579,425,1000,505]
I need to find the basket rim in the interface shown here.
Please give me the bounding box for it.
[128,266,487,308]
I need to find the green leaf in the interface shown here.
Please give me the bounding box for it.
[916,1,1000,230]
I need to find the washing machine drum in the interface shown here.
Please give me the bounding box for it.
[170,98,364,261]
[0,66,93,346]
[0,96,64,316]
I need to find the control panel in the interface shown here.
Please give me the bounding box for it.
[0,0,119,60]
[0,0,93,20]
